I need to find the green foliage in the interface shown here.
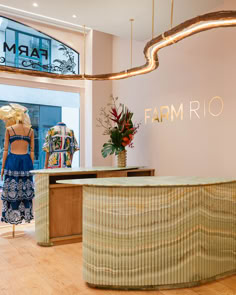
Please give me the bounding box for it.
[101,142,124,158]
[110,128,122,147]
[101,143,115,158]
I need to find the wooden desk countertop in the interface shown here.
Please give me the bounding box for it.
[31,166,143,175]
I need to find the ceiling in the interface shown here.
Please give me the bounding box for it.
[0,0,224,41]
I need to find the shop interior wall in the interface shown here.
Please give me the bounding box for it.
[111,1,236,176]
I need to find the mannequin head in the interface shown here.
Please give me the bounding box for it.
[0,103,31,127]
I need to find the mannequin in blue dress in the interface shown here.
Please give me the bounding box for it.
[0,104,35,224]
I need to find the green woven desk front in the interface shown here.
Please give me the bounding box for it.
[82,177,236,290]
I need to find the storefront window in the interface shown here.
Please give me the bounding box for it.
[0,101,61,169]
[0,16,79,75]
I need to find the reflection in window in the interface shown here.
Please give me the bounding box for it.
[5,28,51,72]
[0,120,5,160]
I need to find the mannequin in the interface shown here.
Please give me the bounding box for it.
[0,104,35,227]
[43,122,79,168]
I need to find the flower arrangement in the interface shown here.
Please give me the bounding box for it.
[97,96,140,158]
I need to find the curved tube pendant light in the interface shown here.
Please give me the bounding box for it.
[1,10,236,80]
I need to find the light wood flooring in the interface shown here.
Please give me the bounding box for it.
[0,224,235,295]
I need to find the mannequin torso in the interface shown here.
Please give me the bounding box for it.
[1,123,34,179]
[7,123,33,155]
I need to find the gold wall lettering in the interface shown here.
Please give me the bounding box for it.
[145,96,224,124]
[208,96,224,117]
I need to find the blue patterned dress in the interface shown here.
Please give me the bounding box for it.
[1,128,34,224]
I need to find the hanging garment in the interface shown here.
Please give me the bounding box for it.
[1,128,34,224]
[43,122,79,168]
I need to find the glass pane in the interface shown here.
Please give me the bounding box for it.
[23,104,39,161]
[33,127,39,161]
[51,41,78,74]
[0,120,5,160]
[41,39,50,68]
[18,33,40,58]
[18,33,41,70]
[5,29,16,67]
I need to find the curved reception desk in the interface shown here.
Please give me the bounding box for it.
[59,176,236,290]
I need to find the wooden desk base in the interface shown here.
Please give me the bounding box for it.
[35,168,154,246]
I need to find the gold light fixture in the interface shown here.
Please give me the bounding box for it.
[1,11,236,80]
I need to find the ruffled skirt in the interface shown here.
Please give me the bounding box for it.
[1,153,34,224]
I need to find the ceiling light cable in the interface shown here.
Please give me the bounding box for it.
[130,19,134,68]
[171,0,174,29]
[83,24,86,78]
[152,0,155,39]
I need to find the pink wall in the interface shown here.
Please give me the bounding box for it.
[85,30,113,167]
[112,3,236,176]
[92,31,113,166]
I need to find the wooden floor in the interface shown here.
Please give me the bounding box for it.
[0,224,235,295]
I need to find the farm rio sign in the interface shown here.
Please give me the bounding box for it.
[1,42,48,61]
